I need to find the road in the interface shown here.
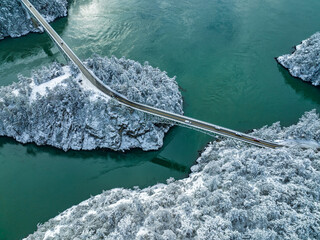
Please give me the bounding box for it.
[20,0,281,149]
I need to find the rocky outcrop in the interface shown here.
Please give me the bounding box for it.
[277,32,320,86]
[24,110,320,239]
[0,55,183,151]
[0,0,68,40]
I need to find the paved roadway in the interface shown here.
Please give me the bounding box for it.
[20,0,282,149]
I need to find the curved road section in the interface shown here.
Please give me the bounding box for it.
[20,0,281,149]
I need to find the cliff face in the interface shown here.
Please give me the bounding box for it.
[0,55,183,151]
[0,0,68,40]
[24,110,320,239]
[277,32,320,86]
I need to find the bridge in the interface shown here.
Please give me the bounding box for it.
[20,0,281,149]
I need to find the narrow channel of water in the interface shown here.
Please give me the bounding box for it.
[1,0,320,239]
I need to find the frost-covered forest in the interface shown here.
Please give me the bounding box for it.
[25,111,320,239]
[277,32,320,86]
[0,55,183,151]
[1,1,319,239]
[0,0,68,39]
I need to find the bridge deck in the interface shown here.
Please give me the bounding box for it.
[20,0,281,149]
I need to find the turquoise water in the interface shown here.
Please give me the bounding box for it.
[1,0,320,239]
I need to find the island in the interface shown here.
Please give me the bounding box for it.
[0,55,183,151]
[277,32,320,86]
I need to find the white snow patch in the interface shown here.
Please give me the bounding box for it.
[30,66,71,101]
[43,225,62,240]
[79,200,90,207]
[295,42,303,50]
[28,66,111,103]
[12,89,19,96]
[81,209,97,221]
[136,228,150,237]
[184,172,204,196]
[78,69,111,102]
[107,199,133,209]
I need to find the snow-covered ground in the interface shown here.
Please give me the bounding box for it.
[0,0,68,40]
[25,110,320,239]
[277,32,320,86]
[0,55,183,151]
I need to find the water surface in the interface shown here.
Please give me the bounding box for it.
[1,0,320,239]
